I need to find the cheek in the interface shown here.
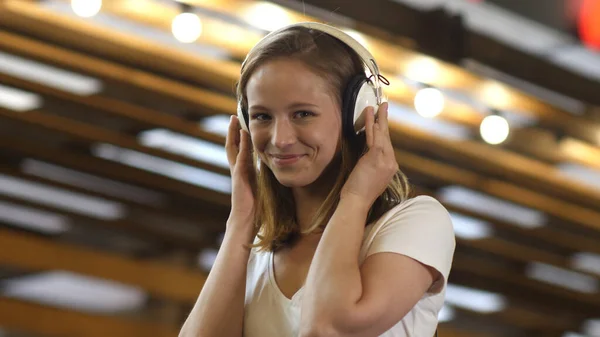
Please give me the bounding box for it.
[249,129,269,159]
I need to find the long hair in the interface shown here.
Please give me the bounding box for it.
[236,26,412,252]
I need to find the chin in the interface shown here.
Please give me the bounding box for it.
[273,172,318,188]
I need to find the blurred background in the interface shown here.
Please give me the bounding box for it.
[0,0,599,336]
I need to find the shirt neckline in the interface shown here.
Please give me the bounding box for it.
[268,250,303,304]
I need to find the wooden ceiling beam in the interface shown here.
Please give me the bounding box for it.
[396,148,600,233]
[0,0,239,94]
[2,32,600,236]
[1,18,599,216]
[0,295,495,337]
[0,228,206,304]
[0,103,228,177]
[0,165,227,229]
[0,193,205,250]
[3,4,599,214]
[452,253,600,314]
[0,296,179,337]
[0,135,230,206]
[0,30,236,120]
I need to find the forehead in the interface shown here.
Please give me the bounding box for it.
[246,59,335,107]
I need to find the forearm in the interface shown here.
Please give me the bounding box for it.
[179,216,254,337]
[300,196,370,333]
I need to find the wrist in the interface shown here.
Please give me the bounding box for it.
[226,212,256,241]
[338,193,372,216]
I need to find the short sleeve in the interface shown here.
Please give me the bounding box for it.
[364,195,456,294]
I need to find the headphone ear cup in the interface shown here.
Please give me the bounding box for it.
[237,102,250,132]
[342,75,368,137]
[342,75,378,136]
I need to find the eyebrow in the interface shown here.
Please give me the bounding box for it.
[249,102,319,111]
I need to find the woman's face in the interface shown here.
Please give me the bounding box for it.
[246,58,342,188]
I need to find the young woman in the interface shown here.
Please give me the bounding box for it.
[180,22,455,337]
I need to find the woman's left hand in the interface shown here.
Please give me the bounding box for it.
[340,102,398,208]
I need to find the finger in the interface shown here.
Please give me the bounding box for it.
[374,102,394,154]
[226,115,241,167]
[365,106,375,149]
[238,129,251,165]
[378,102,389,133]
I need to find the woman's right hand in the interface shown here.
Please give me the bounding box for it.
[225,115,256,224]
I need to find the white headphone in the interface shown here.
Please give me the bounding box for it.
[237,22,387,137]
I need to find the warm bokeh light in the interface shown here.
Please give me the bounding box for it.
[579,0,600,50]
[480,115,510,145]
[414,87,445,118]
[244,2,292,32]
[480,81,513,109]
[343,29,369,48]
[404,57,440,84]
[71,0,102,18]
[172,12,202,43]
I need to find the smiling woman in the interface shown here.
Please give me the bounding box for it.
[179,22,456,337]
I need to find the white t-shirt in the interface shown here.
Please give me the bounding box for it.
[243,195,456,337]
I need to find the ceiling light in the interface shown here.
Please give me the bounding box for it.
[71,0,102,18]
[525,262,599,293]
[571,252,600,276]
[138,128,228,169]
[342,29,368,48]
[0,200,70,234]
[0,174,126,220]
[583,318,600,337]
[414,87,445,118]
[21,159,166,206]
[388,103,470,140]
[0,51,103,96]
[438,186,547,228]
[445,283,507,313]
[1,271,146,313]
[449,212,493,240]
[197,248,219,272]
[172,11,202,43]
[404,56,440,84]
[438,304,455,322]
[480,114,510,145]
[244,2,292,32]
[199,115,231,137]
[92,143,231,194]
[556,163,600,191]
[0,84,42,112]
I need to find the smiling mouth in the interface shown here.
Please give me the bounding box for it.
[270,154,305,166]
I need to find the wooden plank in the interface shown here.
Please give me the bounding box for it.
[0,193,205,250]
[0,165,226,229]
[2,23,599,220]
[0,30,237,118]
[0,297,179,337]
[452,254,600,312]
[395,148,600,233]
[0,0,239,94]
[0,135,231,206]
[0,295,495,337]
[0,104,229,176]
[0,228,206,303]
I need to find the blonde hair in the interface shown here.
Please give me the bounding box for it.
[236,26,412,252]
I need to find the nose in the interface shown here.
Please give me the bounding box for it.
[271,118,296,149]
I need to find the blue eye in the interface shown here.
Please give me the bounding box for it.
[250,113,270,121]
[295,111,315,118]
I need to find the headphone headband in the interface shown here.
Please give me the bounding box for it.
[242,22,383,100]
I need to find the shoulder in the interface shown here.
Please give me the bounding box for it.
[377,195,454,232]
[363,195,456,290]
